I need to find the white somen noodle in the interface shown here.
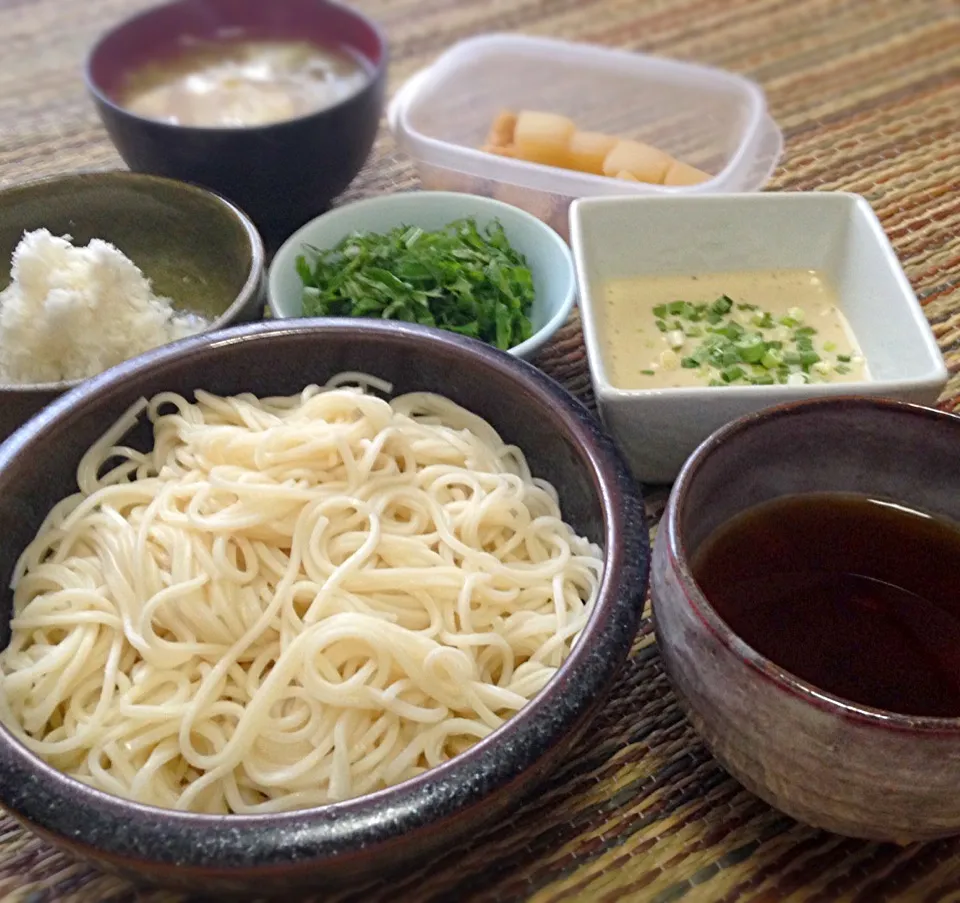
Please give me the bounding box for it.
[0,374,603,814]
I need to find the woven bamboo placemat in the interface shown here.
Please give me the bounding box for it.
[1,0,959,900]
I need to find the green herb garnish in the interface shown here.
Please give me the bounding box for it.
[639,295,863,387]
[295,218,535,351]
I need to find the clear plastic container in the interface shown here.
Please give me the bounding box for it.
[388,35,783,238]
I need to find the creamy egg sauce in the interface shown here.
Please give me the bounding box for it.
[598,269,868,390]
[121,40,370,128]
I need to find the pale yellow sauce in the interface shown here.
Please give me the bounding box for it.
[599,269,868,389]
[121,40,370,128]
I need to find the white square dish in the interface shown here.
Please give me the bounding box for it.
[570,192,948,483]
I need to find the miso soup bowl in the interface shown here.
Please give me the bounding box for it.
[86,0,387,245]
[651,396,960,842]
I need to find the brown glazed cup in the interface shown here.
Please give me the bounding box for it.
[0,320,649,893]
[652,396,960,842]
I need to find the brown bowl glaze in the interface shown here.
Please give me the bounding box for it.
[0,320,649,893]
[651,396,960,842]
[85,0,387,245]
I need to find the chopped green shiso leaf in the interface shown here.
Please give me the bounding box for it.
[295,218,535,351]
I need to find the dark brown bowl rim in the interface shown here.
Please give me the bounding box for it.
[664,394,960,734]
[0,169,265,395]
[0,319,649,869]
[83,0,389,135]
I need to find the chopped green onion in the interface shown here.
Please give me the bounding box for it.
[642,293,861,388]
[761,348,784,369]
[737,337,768,363]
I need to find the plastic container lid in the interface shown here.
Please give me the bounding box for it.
[389,34,783,207]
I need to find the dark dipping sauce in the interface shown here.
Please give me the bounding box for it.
[691,493,960,717]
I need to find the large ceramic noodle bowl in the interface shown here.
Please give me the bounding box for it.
[0,321,648,892]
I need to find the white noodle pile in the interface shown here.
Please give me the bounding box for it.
[0,374,602,814]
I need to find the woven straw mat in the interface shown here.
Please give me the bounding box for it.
[0,0,959,900]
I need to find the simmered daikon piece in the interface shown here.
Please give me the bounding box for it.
[514,111,576,167]
[602,140,673,183]
[664,160,711,186]
[481,143,520,158]
[568,131,618,174]
[477,109,713,190]
[486,110,518,148]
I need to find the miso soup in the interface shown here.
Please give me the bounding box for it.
[121,39,371,128]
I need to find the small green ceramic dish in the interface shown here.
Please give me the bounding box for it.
[0,171,265,442]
